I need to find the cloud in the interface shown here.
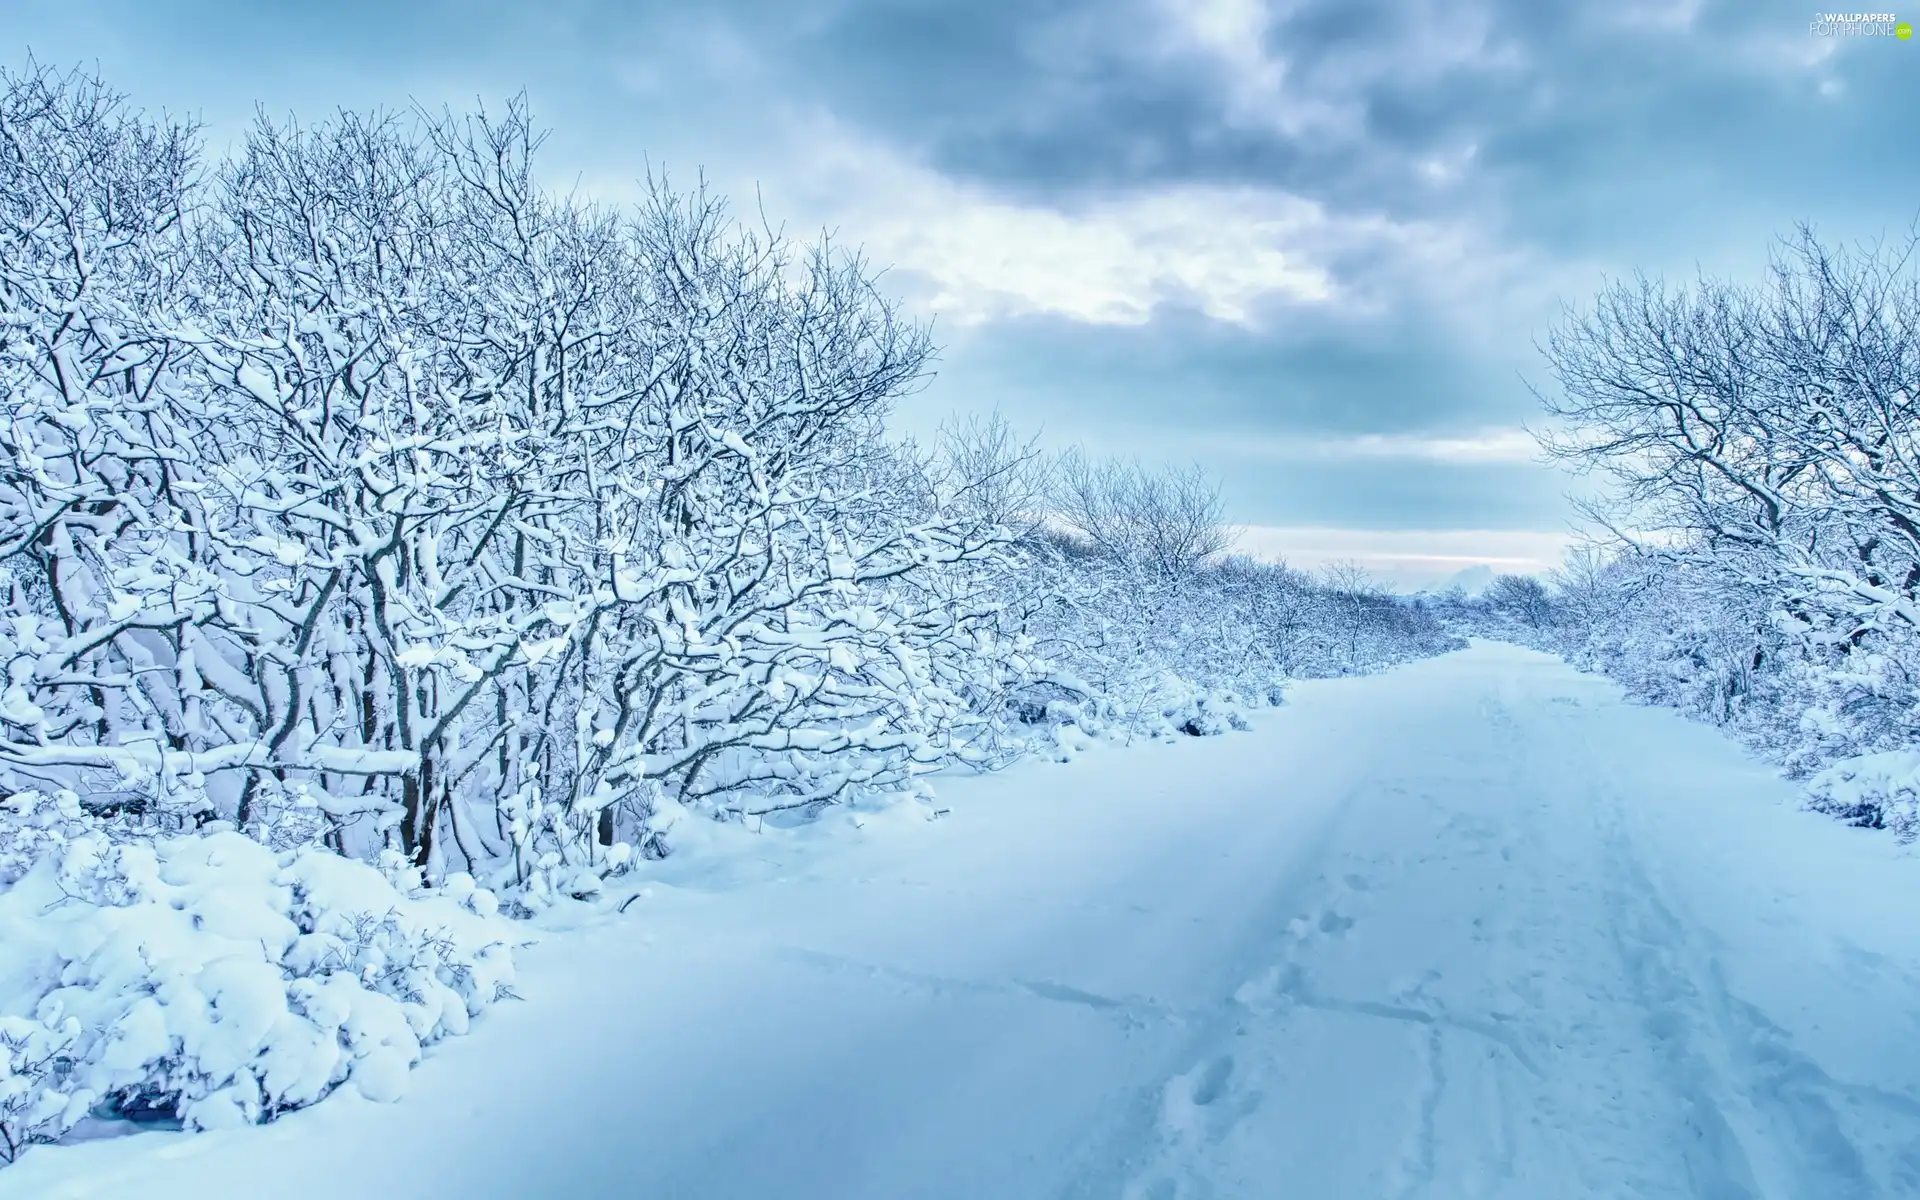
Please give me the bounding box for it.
[755,0,1910,285]
[769,126,1350,326]
[1233,524,1574,586]
[1599,0,1707,34]
[1149,0,1528,147]
[856,179,1339,326]
[23,0,1913,551]
[1207,426,1541,463]
[762,118,1528,331]
[1319,427,1540,462]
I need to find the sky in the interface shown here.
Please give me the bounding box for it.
[12,0,1920,587]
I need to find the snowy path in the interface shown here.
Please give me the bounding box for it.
[10,642,1920,1199]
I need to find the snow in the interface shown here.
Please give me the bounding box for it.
[1804,749,1920,841]
[6,642,1919,1197]
[0,63,1455,959]
[0,799,517,1152]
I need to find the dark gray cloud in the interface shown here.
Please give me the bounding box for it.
[774,0,1920,255]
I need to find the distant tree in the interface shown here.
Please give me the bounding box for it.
[1485,575,1553,628]
[1317,560,1380,667]
[1051,451,1231,584]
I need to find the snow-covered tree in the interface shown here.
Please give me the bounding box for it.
[0,59,1466,1159]
[1529,226,1920,833]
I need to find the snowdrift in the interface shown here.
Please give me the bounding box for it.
[0,791,514,1160]
[1803,750,1920,841]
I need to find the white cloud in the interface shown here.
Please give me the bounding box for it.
[748,118,1517,330]
[872,182,1340,326]
[1260,426,1541,464]
[1419,143,1480,185]
[774,130,1334,326]
[572,101,1537,337]
[1333,428,1538,463]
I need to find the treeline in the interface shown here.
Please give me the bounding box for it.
[0,61,1474,1153]
[0,64,1457,903]
[1447,226,1920,840]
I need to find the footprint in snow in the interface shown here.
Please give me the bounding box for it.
[1158,1053,1259,1150]
[1192,1055,1234,1107]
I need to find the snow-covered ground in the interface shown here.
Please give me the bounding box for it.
[8,641,1920,1199]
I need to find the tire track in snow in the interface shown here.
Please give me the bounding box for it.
[1075,753,1552,1198]
[1599,805,1880,1198]
[777,946,1185,1029]
[1385,1022,1446,1200]
[1232,960,1541,1077]
[1099,666,1566,1200]
[1550,696,1885,1200]
[1438,666,1703,1196]
[1595,803,1769,1200]
[1052,775,1382,1200]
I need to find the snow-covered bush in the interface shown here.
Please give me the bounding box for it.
[1803,750,1920,840]
[999,453,1458,749]
[0,65,1029,892]
[0,61,1461,899]
[0,59,1468,1161]
[1524,224,1920,830]
[0,790,513,1151]
[0,1014,85,1163]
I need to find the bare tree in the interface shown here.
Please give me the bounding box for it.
[1539,225,1920,638]
[1538,222,1920,763]
[1317,560,1378,667]
[1484,574,1553,628]
[1051,452,1230,582]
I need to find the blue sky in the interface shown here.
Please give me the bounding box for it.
[12,0,1920,585]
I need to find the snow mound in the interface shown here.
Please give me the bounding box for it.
[1802,750,1920,840]
[1011,673,1269,761]
[0,791,516,1160]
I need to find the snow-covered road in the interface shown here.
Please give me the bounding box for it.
[11,642,1920,1199]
